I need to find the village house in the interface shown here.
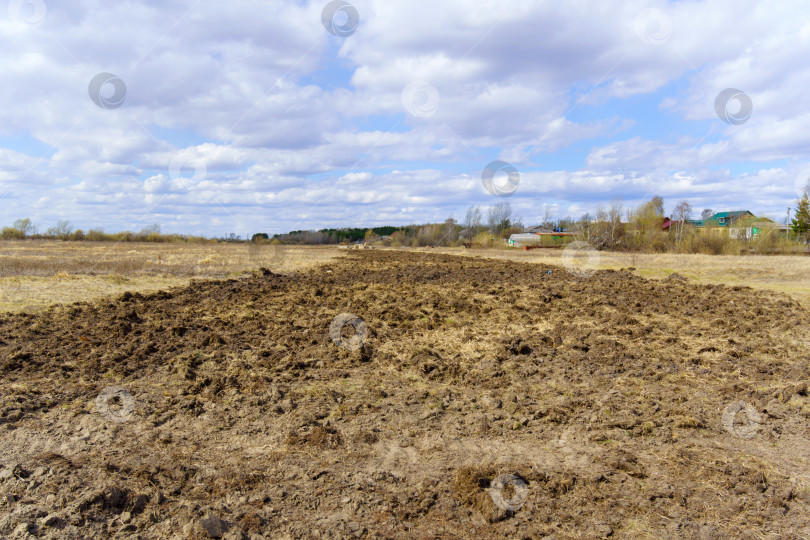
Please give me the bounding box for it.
[662,210,788,239]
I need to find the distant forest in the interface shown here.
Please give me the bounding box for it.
[3,188,810,255]
[261,226,408,244]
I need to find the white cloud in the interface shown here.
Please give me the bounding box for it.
[0,0,809,234]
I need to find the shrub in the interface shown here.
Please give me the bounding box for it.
[1,227,24,240]
[86,228,106,242]
[686,230,738,255]
[751,229,782,254]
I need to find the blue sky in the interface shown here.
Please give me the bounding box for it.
[1,0,809,236]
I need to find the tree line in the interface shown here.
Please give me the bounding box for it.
[3,184,809,254]
[0,219,210,243]
[247,202,524,248]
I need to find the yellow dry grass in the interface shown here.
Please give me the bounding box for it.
[2,240,809,313]
[0,240,339,313]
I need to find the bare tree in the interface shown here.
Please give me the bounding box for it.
[46,220,73,239]
[140,223,161,235]
[592,205,609,248]
[487,202,513,238]
[700,208,714,220]
[441,217,459,245]
[578,212,593,244]
[12,218,36,237]
[672,200,693,243]
[463,206,482,241]
[608,199,624,247]
[650,195,664,217]
[543,206,553,228]
[363,229,379,243]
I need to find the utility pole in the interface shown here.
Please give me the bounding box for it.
[786,207,791,252]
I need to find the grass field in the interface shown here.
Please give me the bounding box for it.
[0,241,340,313]
[2,240,810,313]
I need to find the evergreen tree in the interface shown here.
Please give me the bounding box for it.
[792,186,810,234]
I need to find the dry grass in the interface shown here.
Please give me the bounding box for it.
[2,240,809,313]
[0,240,336,277]
[0,240,339,313]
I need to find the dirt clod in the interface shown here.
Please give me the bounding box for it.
[200,515,228,538]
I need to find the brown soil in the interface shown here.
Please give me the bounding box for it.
[1,250,810,539]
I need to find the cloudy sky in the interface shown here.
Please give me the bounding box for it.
[1,0,809,237]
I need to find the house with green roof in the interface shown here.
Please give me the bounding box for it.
[665,210,754,231]
[702,210,755,227]
[665,210,786,240]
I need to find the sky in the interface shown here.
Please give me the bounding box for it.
[1,0,809,237]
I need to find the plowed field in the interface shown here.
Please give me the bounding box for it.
[1,250,809,539]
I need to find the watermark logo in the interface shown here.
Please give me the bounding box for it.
[487,473,528,512]
[714,88,752,125]
[481,160,520,197]
[329,312,367,351]
[376,442,420,476]
[95,386,135,423]
[321,1,359,37]
[634,8,672,45]
[401,80,440,118]
[8,0,46,28]
[168,151,207,183]
[561,241,600,277]
[88,73,127,110]
[722,400,760,439]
